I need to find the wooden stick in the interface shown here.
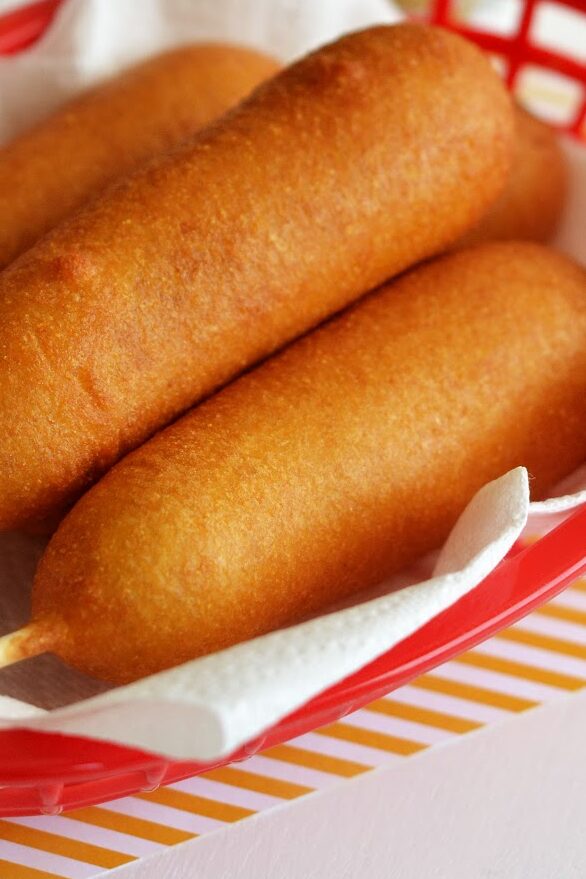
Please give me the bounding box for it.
[0,624,48,668]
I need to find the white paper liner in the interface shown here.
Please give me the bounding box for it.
[0,0,584,760]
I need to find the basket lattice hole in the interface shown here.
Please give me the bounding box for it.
[451,0,525,35]
[530,1,586,64]
[515,63,584,124]
[490,54,511,79]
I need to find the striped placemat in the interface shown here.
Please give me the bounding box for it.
[0,540,585,878]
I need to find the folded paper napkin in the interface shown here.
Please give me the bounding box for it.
[0,0,584,761]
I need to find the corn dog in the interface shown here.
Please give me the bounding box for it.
[0,23,513,531]
[0,44,279,268]
[458,106,567,247]
[2,242,584,684]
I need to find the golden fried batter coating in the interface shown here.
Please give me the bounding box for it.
[16,243,586,684]
[0,44,279,267]
[0,24,513,530]
[459,106,567,246]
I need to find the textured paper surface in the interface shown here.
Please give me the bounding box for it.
[0,0,584,761]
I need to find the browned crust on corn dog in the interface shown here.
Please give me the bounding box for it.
[458,106,567,247]
[29,242,586,683]
[0,24,513,531]
[0,44,279,267]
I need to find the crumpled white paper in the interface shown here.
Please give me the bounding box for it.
[0,0,584,761]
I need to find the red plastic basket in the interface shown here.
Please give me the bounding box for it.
[0,0,584,817]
